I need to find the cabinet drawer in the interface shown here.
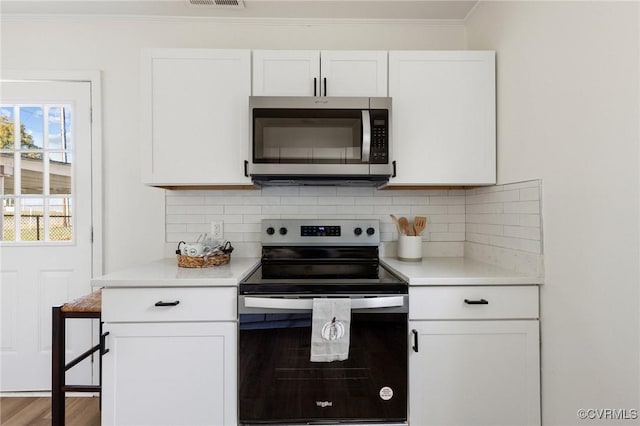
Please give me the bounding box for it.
[410,286,538,320]
[102,287,236,322]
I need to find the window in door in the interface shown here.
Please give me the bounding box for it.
[0,104,73,242]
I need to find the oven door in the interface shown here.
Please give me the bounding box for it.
[238,295,408,425]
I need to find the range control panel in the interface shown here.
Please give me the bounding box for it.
[262,219,379,246]
[301,226,341,237]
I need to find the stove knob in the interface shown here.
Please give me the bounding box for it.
[266,227,275,235]
[354,227,363,236]
[366,227,376,236]
[279,227,288,236]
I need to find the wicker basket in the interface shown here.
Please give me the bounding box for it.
[177,253,230,268]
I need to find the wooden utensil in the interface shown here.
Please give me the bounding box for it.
[413,216,427,236]
[390,214,402,235]
[398,217,412,236]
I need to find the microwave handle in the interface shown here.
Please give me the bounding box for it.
[362,110,371,163]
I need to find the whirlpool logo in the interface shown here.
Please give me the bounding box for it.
[316,401,333,408]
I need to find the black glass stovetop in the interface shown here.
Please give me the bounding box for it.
[239,246,407,295]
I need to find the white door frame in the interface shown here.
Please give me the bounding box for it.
[1,70,103,278]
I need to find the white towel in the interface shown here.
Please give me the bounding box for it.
[310,298,351,362]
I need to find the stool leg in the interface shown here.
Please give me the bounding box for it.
[99,319,103,411]
[52,306,65,426]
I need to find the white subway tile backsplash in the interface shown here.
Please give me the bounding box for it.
[356,197,393,205]
[519,187,540,201]
[337,187,374,196]
[299,187,337,196]
[164,180,544,265]
[393,196,428,205]
[224,205,261,215]
[503,201,541,214]
[280,197,318,205]
[186,223,211,233]
[166,195,206,205]
[447,204,466,214]
[166,214,206,224]
[262,205,300,215]
[430,196,466,205]
[520,214,541,228]
[319,197,355,205]
[465,179,543,257]
[241,196,281,205]
[503,225,541,241]
[261,186,300,196]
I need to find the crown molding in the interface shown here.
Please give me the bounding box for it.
[1,13,467,27]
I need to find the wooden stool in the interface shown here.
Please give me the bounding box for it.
[52,289,104,426]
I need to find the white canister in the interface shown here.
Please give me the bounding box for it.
[397,235,422,262]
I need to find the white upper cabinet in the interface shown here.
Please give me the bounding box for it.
[388,51,496,186]
[252,50,320,96]
[320,51,388,97]
[141,48,251,186]
[252,50,388,97]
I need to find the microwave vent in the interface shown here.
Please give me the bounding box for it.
[188,0,245,7]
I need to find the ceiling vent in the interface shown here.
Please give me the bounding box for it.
[188,0,245,7]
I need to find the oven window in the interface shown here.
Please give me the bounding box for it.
[253,109,363,164]
[239,312,407,423]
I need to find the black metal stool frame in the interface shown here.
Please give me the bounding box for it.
[51,305,105,426]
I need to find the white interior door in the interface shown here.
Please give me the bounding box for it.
[0,80,94,391]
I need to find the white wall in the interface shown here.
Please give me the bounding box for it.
[466,2,640,424]
[0,16,465,272]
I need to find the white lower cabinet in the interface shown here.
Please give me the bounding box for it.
[409,286,540,426]
[101,287,237,426]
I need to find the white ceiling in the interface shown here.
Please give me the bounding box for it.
[0,0,479,20]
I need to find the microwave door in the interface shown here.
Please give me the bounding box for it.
[361,110,371,163]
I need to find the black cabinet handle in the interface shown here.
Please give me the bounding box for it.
[464,298,489,305]
[392,160,397,178]
[244,160,249,177]
[155,301,180,307]
[323,77,327,96]
[314,77,317,96]
[412,329,419,352]
[100,331,110,355]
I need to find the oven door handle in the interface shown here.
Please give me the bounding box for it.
[243,296,405,310]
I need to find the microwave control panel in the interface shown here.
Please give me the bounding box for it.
[370,110,389,164]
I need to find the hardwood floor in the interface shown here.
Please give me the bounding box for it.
[0,397,100,426]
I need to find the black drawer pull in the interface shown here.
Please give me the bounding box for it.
[411,329,419,352]
[464,298,488,305]
[101,331,110,355]
[155,300,180,307]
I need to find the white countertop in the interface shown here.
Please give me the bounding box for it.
[92,256,541,288]
[91,257,260,288]
[381,257,542,285]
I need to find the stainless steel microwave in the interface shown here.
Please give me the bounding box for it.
[247,96,393,186]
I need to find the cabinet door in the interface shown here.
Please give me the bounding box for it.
[102,322,237,426]
[320,51,388,97]
[141,49,251,186]
[409,320,540,426]
[252,50,320,96]
[389,51,496,185]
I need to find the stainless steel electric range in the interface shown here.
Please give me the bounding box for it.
[239,219,408,425]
